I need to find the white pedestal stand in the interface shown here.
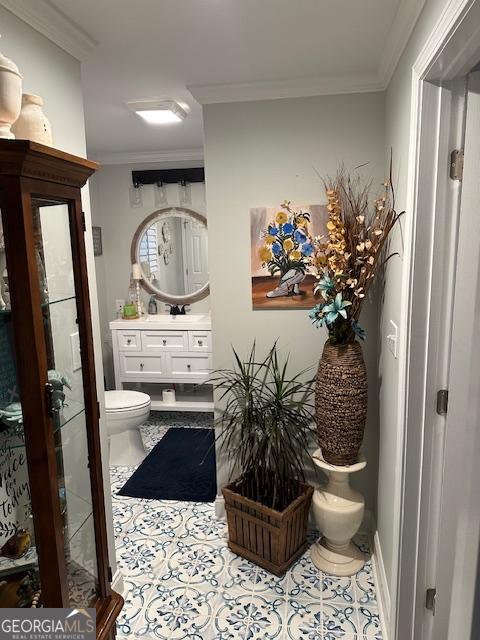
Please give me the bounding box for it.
[311,449,366,576]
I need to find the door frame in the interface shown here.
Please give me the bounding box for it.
[395,1,480,638]
[433,68,480,639]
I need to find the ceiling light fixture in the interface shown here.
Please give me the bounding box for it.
[127,99,187,125]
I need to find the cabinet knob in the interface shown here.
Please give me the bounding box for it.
[163,339,167,345]
[127,338,131,345]
[140,363,144,370]
[198,340,203,347]
[187,364,191,370]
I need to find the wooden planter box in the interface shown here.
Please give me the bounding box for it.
[222,481,314,575]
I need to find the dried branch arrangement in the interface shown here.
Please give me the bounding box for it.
[309,165,403,344]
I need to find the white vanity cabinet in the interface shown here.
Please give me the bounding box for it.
[110,315,213,411]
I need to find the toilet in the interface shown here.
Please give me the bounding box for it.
[105,390,151,466]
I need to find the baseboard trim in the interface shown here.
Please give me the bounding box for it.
[360,508,374,535]
[372,530,391,639]
[111,569,125,597]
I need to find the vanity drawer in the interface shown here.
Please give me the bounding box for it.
[117,330,141,351]
[167,353,212,378]
[141,331,187,351]
[188,331,212,352]
[119,354,165,378]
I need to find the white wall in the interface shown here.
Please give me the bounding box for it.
[0,6,117,579]
[379,0,452,606]
[89,164,208,388]
[203,92,385,511]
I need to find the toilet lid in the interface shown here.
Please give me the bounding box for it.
[105,390,150,412]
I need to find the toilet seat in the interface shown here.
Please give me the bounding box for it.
[105,390,150,413]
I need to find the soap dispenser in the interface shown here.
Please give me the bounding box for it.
[148,296,158,315]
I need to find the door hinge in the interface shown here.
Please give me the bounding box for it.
[82,211,86,232]
[426,587,437,614]
[97,401,100,419]
[450,149,464,181]
[107,566,113,582]
[436,389,449,416]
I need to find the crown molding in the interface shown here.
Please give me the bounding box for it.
[189,3,428,105]
[2,0,424,100]
[94,148,204,166]
[413,0,476,78]
[188,72,384,105]
[378,0,428,87]
[0,0,97,61]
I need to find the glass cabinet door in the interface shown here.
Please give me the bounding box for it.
[31,197,99,607]
[0,194,103,608]
[0,215,41,608]
[0,144,118,634]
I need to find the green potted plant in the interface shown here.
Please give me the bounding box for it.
[212,343,315,575]
[309,165,403,465]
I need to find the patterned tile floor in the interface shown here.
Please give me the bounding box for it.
[111,416,383,640]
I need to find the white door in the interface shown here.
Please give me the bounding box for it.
[181,219,208,294]
[411,76,468,640]
[425,71,480,639]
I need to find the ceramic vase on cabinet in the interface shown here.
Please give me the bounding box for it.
[12,94,53,146]
[0,50,22,139]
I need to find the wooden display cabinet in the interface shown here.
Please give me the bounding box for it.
[0,141,122,637]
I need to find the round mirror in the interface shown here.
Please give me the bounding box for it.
[131,207,209,304]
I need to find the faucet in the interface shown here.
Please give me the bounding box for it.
[166,304,190,316]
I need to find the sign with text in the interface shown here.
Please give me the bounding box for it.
[0,608,96,640]
[0,313,29,544]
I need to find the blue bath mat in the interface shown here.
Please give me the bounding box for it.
[118,428,217,502]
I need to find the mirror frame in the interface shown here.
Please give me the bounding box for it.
[130,206,210,304]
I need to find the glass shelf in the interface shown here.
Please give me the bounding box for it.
[44,295,76,308]
[0,487,92,582]
[53,400,85,434]
[0,545,38,579]
[0,401,85,450]
[0,295,76,317]
[64,490,93,545]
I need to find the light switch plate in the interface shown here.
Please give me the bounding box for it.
[70,332,81,371]
[387,320,399,358]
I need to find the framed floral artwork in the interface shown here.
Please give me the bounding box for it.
[250,202,328,310]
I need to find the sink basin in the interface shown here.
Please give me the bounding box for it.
[147,314,206,323]
[110,313,211,331]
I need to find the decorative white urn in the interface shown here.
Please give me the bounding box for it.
[0,49,22,139]
[12,94,53,146]
[311,449,366,576]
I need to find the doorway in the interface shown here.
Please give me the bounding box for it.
[395,2,480,637]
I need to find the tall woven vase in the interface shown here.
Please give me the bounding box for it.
[315,340,368,465]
